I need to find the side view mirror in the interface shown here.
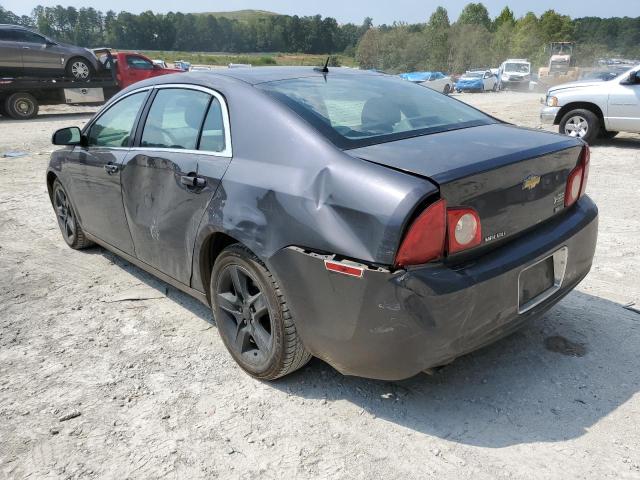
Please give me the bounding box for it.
[46,40,57,48]
[52,127,84,146]
[632,71,640,84]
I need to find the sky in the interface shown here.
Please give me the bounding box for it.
[3,0,638,24]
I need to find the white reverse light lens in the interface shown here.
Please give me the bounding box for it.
[454,213,478,245]
[570,172,581,201]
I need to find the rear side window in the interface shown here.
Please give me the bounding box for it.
[141,88,210,150]
[199,98,226,152]
[88,91,147,147]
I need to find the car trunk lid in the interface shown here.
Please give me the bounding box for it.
[347,123,583,257]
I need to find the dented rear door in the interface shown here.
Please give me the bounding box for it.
[120,86,232,285]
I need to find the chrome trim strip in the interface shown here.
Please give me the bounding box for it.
[518,246,568,314]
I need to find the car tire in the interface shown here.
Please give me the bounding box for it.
[210,244,312,380]
[66,57,93,81]
[4,92,39,119]
[559,108,600,144]
[601,130,618,140]
[51,179,94,249]
[443,84,451,95]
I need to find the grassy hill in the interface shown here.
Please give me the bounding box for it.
[193,10,281,21]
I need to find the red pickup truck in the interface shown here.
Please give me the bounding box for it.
[0,50,181,119]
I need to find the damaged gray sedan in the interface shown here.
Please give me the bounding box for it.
[47,67,598,380]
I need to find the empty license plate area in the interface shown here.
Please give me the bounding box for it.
[518,247,568,314]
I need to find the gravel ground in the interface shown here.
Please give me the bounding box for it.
[1,92,639,480]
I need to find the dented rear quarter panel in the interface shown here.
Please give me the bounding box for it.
[188,75,437,294]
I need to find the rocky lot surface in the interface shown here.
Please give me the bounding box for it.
[0,93,639,479]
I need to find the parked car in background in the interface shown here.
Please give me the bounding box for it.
[541,64,640,143]
[455,70,497,92]
[579,65,634,82]
[399,71,453,94]
[48,67,597,381]
[0,24,100,80]
[0,49,181,119]
[500,59,531,90]
[173,60,191,71]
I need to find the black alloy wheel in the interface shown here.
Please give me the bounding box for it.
[211,244,311,380]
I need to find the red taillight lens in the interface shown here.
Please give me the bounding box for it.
[447,208,482,254]
[394,199,446,267]
[565,145,590,207]
[579,145,590,197]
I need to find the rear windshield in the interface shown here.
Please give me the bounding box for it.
[257,74,495,149]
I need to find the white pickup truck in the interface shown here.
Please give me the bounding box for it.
[540,64,640,143]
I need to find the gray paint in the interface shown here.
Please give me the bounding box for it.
[47,67,598,380]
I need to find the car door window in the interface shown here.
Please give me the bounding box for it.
[88,92,147,147]
[12,30,46,44]
[141,88,210,150]
[127,56,154,70]
[199,97,227,153]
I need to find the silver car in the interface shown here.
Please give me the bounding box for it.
[0,24,99,80]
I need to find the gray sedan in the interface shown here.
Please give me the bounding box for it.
[47,67,598,380]
[0,24,99,80]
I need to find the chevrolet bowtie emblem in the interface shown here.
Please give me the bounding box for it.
[522,174,541,191]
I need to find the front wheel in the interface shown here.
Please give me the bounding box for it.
[559,109,600,144]
[210,244,311,380]
[51,180,93,249]
[443,84,451,95]
[66,57,93,81]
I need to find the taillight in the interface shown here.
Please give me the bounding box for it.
[395,200,484,267]
[447,208,482,254]
[394,199,446,267]
[565,145,590,207]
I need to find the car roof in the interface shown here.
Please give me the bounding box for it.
[185,66,378,85]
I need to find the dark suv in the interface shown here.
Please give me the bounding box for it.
[0,24,99,80]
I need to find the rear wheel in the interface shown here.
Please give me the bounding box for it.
[4,92,39,119]
[211,244,311,380]
[443,84,451,95]
[52,180,93,249]
[559,108,600,144]
[66,57,93,81]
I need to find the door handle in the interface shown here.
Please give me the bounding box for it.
[180,175,206,188]
[104,163,119,174]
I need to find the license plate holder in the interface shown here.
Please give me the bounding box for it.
[518,247,568,314]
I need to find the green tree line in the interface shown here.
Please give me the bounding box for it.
[357,4,640,73]
[1,3,638,73]
[0,4,370,54]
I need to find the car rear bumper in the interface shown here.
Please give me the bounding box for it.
[541,106,561,124]
[268,196,598,380]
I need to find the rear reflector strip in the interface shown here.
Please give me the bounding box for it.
[324,260,364,278]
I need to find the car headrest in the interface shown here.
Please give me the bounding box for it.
[361,97,401,134]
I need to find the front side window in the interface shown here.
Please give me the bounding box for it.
[258,74,494,149]
[141,88,210,150]
[88,91,147,147]
[127,56,154,70]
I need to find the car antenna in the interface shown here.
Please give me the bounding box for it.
[314,56,330,74]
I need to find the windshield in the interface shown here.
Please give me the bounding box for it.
[257,74,494,149]
[505,63,530,74]
[463,72,484,78]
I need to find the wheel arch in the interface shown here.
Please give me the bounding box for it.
[197,231,242,303]
[556,102,604,126]
[46,170,59,201]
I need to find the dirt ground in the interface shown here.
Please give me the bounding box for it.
[1,91,639,480]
